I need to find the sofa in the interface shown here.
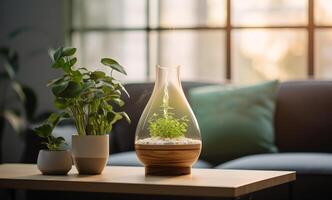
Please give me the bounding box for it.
[107,80,332,200]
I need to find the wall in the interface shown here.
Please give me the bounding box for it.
[0,0,65,162]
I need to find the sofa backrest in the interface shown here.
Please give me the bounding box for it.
[110,82,213,154]
[275,80,332,153]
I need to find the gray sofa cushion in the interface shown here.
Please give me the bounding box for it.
[216,153,332,175]
[107,151,212,168]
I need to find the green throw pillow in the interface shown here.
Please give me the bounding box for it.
[189,80,279,165]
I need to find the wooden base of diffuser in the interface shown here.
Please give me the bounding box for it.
[135,143,201,176]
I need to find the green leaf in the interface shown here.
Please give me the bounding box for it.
[3,110,25,133]
[60,112,70,119]
[121,112,131,124]
[90,71,106,80]
[78,67,89,73]
[102,76,114,84]
[101,85,114,94]
[47,135,66,151]
[112,113,123,124]
[7,51,19,75]
[35,112,69,140]
[52,81,69,96]
[53,136,65,145]
[101,58,127,75]
[111,97,125,107]
[62,47,76,56]
[11,81,26,102]
[81,80,94,93]
[62,64,71,73]
[22,86,38,121]
[52,81,82,98]
[3,61,15,79]
[48,48,56,63]
[71,69,82,82]
[47,77,65,87]
[94,90,105,98]
[52,47,63,62]
[115,83,130,98]
[52,57,66,68]
[62,57,77,72]
[1,47,19,78]
[104,104,113,112]
[68,57,77,67]
[112,90,121,96]
[35,124,52,138]
[52,81,83,98]
[47,113,61,127]
[49,47,77,69]
[106,112,115,122]
[54,98,69,109]
[106,112,123,125]
[47,112,70,127]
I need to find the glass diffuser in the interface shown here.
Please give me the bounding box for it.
[135,65,201,175]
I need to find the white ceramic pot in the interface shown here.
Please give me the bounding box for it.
[37,150,72,175]
[72,135,109,174]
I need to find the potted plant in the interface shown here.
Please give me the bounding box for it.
[35,113,72,175]
[0,27,48,164]
[135,65,201,176]
[36,47,130,174]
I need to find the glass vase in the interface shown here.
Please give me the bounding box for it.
[135,65,202,175]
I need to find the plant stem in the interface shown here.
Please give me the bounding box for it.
[69,101,86,136]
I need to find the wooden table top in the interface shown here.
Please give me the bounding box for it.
[0,164,295,198]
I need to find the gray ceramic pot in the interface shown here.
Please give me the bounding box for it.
[37,150,72,175]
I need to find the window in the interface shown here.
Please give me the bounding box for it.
[70,0,332,83]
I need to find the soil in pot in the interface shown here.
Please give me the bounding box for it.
[135,137,201,175]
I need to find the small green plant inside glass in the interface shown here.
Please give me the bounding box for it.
[148,102,188,139]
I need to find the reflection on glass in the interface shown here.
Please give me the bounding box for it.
[315,30,332,78]
[315,0,332,25]
[150,0,226,27]
[232,0,307,26]
[72,32,146,82]
[149,30,225,82]
[73,0,146,28]
[232,30,307,83]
